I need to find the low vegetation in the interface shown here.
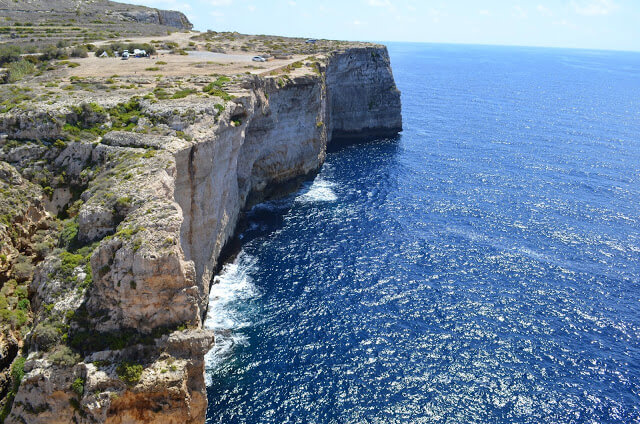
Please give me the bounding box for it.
[116,361,143,385]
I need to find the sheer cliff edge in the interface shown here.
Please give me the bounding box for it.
[0,40,401,423]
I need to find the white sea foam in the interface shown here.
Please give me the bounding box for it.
[296,178,338,203]
[204,253,259,378]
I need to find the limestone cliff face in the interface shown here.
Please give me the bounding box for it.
[176,75,328,311]
[118,9,193,30]
[3,46,401,423]
[326,47,402,139]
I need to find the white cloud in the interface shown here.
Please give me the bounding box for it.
[572,0,618,16]
[353,19,364,25]
[210,10,224,17]
[288,0,297,6]
[479,9,491,16]
[247,5,256,12]
[536,4,553,16]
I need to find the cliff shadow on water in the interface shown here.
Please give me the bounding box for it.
[211,132,403,280]
[203,132,403,359]
[327,132,402,153]
[211,170,319,279]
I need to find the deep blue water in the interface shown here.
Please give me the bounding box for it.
[205,43,640,423]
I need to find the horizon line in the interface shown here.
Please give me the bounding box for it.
[189,27,640,54]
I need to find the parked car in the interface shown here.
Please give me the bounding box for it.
[252,56,266,62]
[122,50,130,60]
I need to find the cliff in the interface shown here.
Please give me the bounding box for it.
[0,42,401,423]
[118,8,193,30]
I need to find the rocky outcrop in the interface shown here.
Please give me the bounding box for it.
[8,330,214,424]
[0,161,55,416]
[118,9,193,30]
[1,45,401,423]
[326,47,402,139]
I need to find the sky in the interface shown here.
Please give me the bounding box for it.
[126,0,640,52]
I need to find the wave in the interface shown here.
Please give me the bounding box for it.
[295,178,338,203]
[204,253,260,378]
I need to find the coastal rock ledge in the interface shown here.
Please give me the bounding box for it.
[0,46,400,423]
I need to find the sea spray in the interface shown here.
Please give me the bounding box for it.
[204,253,260,379]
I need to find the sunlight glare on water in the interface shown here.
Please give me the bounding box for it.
[205,44,640,423]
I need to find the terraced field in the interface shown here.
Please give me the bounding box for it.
[0,0,192,48]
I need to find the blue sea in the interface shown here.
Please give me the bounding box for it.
[204,43,640,423]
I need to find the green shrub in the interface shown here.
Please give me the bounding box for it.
[42,185,54,198]
[116,362,143,385]
[171,88,196,99]
[33,322,61,351]
[58,251,84,281]
[70,46,88,58]
[114,225,144,240]
[71,377,84,396]
[59,219,79,249]
[0,45,22,65]
[115,195,132,209]
[66,200,83,218]
[13,256,34,282]
[48,345,80,366]
[203,76,231,93]
[205,88,233,101]
[34,241,53,259]
[11,356,26,389]
[40,46,67,61]
[17,298,29,311]
[79,262,92,290]
[108,98,143,130]
[6,59,35,83]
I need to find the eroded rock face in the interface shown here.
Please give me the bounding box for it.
[4,46,401,423]
[118,9,193,30]
[7,330,214,424]
[176,74,328,308]
[326,47,403,139]
[0,111,62,141]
